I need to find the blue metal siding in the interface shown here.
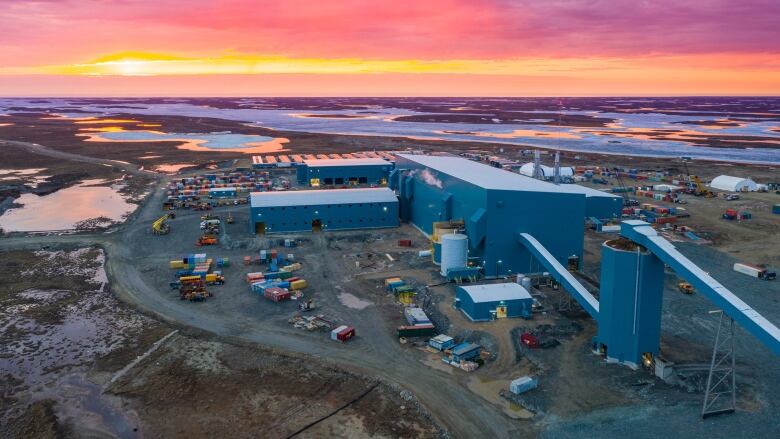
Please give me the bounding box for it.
[586,196,623,219]
[298,164,392,186]
[250,200,399,233]
[597,244,664,365]
[484,190,585,277]
[455,287,533,321]
[395,155,587,277]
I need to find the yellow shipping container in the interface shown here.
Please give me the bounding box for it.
[170,260,185,269]
[384,277,402,286]
[290,280,307,290]
[205,273,217,282]
[179,275,202,283]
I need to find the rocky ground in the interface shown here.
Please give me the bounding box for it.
[0,247,442,438]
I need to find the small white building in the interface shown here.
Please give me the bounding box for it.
[709,175,758,192]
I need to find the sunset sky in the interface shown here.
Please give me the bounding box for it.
[1,0,778,96]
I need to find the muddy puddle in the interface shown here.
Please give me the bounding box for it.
[0,248,152,436]
[338,292,372,309]
[0,178,135,232]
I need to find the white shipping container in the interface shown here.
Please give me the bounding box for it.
[733,263,762,278]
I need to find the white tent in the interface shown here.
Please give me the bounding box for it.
[709,175,758,192]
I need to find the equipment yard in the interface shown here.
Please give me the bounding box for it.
[1,106,779,439]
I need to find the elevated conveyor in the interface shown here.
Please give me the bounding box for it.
[518,233,599,318]
[620,220,780,356]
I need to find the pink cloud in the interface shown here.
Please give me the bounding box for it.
[1,0,778,68]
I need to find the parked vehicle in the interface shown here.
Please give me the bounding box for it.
[733,263,776,280]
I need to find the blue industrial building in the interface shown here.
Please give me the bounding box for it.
[209,187,237,198]
[296,158,394,187]
[391,154,621,277]
[455,283,533,321]
[249,188,399,234]
[450,343,481,362]
[596,238,664,366]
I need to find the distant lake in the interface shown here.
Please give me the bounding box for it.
[2,98,779,164]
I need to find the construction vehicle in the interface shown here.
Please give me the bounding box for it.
[196,234,218,247]
[226,212,234,224]
[178,278,211,301]
[681,161,715,197]
[691,175,715,197]
[201,214,219,221]
[205,273,226,285]
[152,213,175,235]
[611,168,638,207]
[678,282,694,294]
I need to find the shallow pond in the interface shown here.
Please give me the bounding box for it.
[0,179,135,232]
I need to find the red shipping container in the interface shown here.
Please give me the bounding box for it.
[398,239,412,247]
[725,208,738,216]
[264,287,290,302]
[520,333,539,348]
[337,326,355,341]
[655,216,678,224]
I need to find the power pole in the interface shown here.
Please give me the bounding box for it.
[702,310,736,418]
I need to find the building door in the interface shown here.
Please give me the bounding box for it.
[255,222,266,235]
[311,219,322,232]
[496,304,508,318]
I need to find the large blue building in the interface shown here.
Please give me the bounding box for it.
[249,188,399,234]
[455,283,533,321]
[296,158,394,187]
[392,154,621,276]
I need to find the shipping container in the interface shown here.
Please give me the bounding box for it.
[264,287,291,302]
[290,279,307,290]
[384,277,402,286]
[509,376,538,395]
[396,324,436,337]
[330,325,355,342]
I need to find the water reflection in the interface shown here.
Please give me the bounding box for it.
[0,179,135,232]
[78,128,289,153]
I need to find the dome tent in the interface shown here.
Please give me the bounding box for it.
[709,175,758,192]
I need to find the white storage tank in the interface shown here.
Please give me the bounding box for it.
[440,233,468,276]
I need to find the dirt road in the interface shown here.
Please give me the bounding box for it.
[0,154,525,437]
[1,139,155,177]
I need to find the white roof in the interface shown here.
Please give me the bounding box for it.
[431,334,454,343]
[303,158,389,167]
[397,154,616,199]
[459,282,532,303]
[250,188,397,207]
[709,175,757,191]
